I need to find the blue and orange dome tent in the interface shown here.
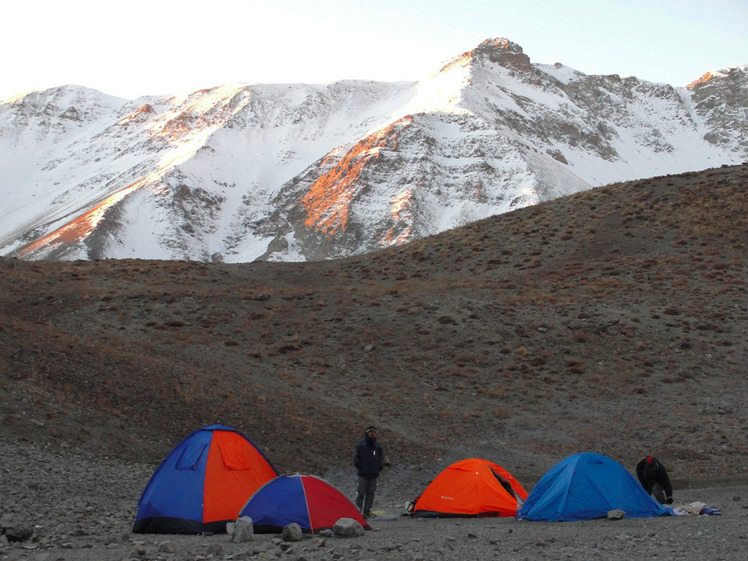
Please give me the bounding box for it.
[133,425,278,534]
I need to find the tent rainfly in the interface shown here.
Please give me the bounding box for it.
[238,474,371,533]
[133,425,278,534]
[518,452,671,522]
[412,458,528,518]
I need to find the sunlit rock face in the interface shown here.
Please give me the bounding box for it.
[687,66,748,150]
[472,38,534,73]
[1,40,745,263]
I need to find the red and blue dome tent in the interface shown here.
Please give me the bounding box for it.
[133,425,278,534]
[238,474,371,534]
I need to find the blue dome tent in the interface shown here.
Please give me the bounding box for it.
[518,452,670,522]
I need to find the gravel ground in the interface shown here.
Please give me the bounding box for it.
[1,439,746,561]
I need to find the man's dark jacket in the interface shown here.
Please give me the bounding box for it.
[353,434,384,478]
[636,456,673,498]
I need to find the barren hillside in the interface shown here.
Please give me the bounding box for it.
[1,164,746,486]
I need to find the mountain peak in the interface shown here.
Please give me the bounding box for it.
[441,37,533,73]
[475,37,524,55]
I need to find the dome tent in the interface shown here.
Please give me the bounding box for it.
[238,474,371,533]
[518,452,670,522]
[133,425,277,534]
[412,458,528,518]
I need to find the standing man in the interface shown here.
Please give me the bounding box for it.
[636,455,673,504]
[353,426,385,518]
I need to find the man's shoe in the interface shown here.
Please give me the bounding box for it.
[363,511,372,519]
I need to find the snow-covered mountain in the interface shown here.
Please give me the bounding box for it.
[1,38,745,262]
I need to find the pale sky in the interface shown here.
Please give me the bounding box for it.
[2,0,746,101]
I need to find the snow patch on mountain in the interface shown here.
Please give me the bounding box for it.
[0,39,745,262]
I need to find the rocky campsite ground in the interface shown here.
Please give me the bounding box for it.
[1,164,746,559]
[1,438,746,561]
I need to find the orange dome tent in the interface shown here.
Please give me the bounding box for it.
[412,458,528,518]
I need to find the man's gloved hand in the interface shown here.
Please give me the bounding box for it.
[666,496,673,505]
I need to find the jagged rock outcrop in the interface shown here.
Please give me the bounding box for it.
[688,66,748,151]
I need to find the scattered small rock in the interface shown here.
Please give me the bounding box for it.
[206,542,223,555]
[0,514,33,542]
[282,522,303,542]
[231,516,255,542]
[333,518,365,538]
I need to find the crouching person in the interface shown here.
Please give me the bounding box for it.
[636,455,673,504]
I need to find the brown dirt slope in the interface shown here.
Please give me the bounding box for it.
[1,164,746,486]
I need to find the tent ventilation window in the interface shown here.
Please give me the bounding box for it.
[176,444,208,470]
